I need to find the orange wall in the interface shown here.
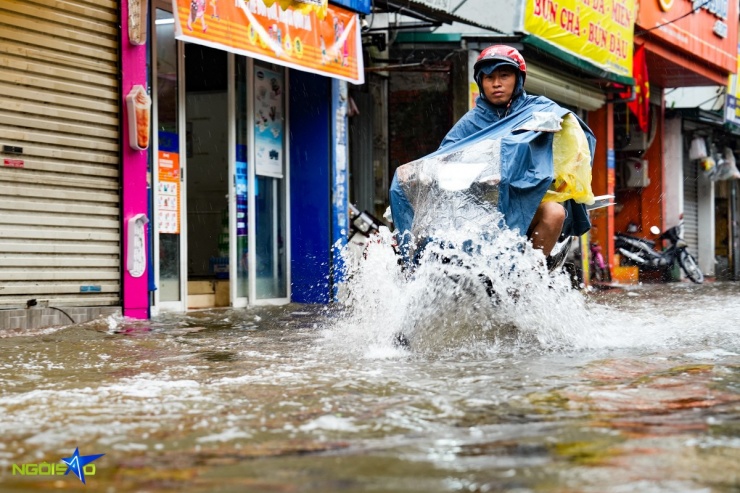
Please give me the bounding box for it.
[588,104,614,267]
[641,105,665,234]
[613,105,664,237]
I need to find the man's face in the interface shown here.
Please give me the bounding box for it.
[481,66,517,106]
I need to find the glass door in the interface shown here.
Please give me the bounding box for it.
[152,6,185,312]
[153,1,233,311]
[250,62,289,302]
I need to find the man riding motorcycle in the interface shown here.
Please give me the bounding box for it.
[389,45,597,269]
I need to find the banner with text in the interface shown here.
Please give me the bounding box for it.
[524,0,635,79]
[172,0,363,84]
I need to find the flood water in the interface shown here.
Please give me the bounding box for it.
[1,248,740,491]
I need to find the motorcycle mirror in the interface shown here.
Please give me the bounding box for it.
[650,225,661,235]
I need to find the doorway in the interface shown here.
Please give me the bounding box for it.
[184,44,230,308]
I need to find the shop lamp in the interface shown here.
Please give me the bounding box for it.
[128,0,148,46]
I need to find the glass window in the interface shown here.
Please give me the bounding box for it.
[253,62,287,299]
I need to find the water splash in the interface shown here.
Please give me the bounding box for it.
[324,215,608,357]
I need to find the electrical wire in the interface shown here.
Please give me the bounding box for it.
[450,0,471,15]
[49,306,76,324]
[364,0,375,32]
[692,87,725,110]
[635,0,712,37]
[25,298,76,324]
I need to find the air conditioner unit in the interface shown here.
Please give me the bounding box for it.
[623,158,650,188]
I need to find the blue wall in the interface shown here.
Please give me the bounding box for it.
[289,70,331,303]
[330,0,371,14]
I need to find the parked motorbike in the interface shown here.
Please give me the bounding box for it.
[615,218,703,284]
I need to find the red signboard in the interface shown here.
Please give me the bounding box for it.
[637,0,737,73]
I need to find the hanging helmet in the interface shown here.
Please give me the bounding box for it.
[473,45,527,83]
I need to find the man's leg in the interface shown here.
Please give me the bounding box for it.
[527,202,566,256]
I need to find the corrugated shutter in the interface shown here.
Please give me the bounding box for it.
[0,0,120,307]
[349,91,374,213]
[683,156,699,257]
[525,63,606,112]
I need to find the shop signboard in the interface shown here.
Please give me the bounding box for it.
[171,0,364,84]
[523,0,636,79]
[637,0,737,73]
[328,0,370,14]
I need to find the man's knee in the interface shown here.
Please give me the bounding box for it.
[538,202,566,227]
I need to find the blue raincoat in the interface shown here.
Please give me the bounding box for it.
[390,91,596,247]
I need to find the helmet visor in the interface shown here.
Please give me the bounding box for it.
[478,60,519,76]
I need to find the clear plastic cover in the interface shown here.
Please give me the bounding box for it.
[395,137,503,240]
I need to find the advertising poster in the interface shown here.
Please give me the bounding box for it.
[157,151,180,234]
[171,0,363,84]
[236,159,248,237]
[254,67,284,178]
[523,0,636,79]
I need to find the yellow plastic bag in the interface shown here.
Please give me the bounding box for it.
[544,113,595,205]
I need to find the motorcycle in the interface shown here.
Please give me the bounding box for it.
[614,218,703,284]
[348,198,614,288]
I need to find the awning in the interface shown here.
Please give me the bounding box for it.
[172,0,364,84]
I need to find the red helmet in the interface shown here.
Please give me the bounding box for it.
[474,45,527,83]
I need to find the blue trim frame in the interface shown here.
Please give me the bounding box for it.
[330,79,350,300]
[289,70,332,303]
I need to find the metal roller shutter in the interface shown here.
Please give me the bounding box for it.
[0,0,120,307]
[683,156,699,257]
[525,63,606,112]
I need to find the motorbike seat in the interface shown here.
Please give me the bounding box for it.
[615,232,655,248]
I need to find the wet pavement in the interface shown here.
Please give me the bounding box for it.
[1,280,739,492]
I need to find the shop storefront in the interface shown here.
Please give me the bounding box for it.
[615,0,739,281]
[669,107,740,280]
[122,0,365,316]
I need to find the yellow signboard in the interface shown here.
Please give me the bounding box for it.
[523,0,635,78]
